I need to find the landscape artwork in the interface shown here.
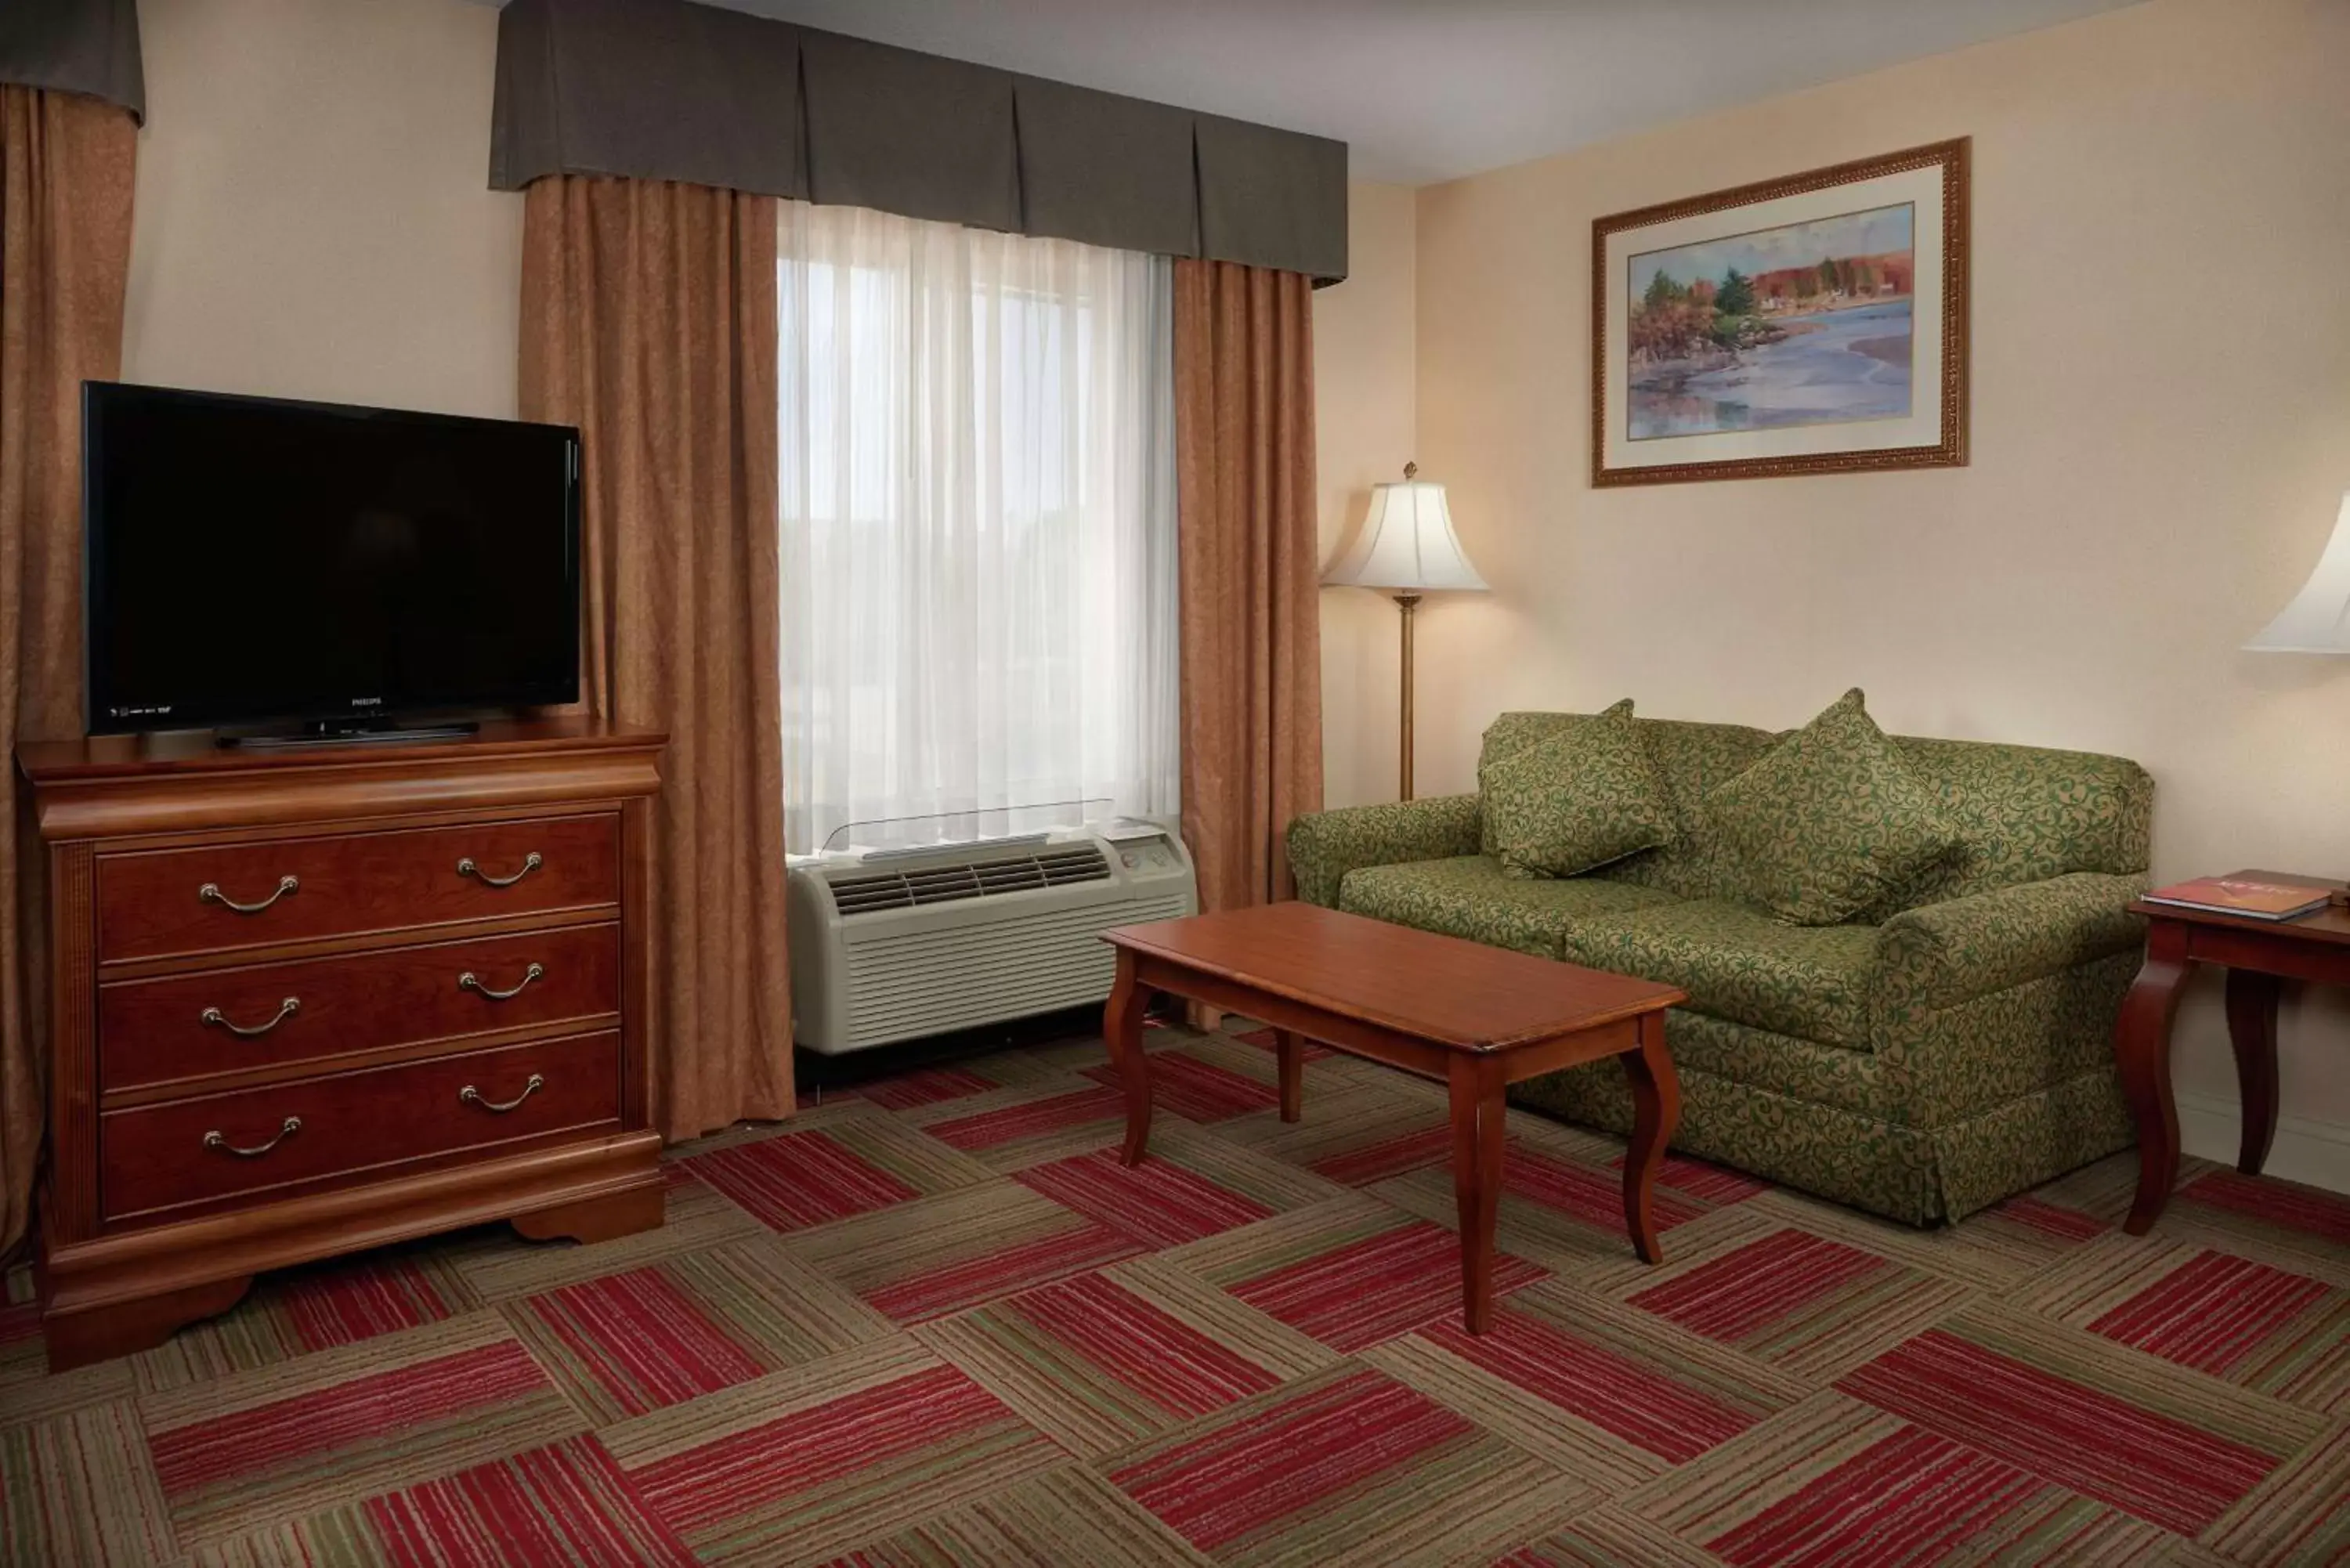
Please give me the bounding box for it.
[1625,203,1914,440]
[1592,138,1968,486]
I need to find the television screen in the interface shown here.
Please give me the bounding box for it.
[83,382,580,735]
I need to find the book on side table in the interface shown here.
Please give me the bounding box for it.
[2141,871,2331,921]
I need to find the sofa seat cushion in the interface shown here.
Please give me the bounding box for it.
[1336,855,1681,958]
[1556,898,1882,1049]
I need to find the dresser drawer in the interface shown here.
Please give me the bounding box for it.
[100,1031,620,1223]
[96,815,618,963]
[99,923,620,1094]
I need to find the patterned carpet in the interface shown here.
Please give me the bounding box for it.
[5,1017,2348,1566]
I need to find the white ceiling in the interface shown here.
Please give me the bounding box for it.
[696,0,2144,184]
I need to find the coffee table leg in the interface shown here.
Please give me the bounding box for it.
[1621,1013,1681,1266]
[1447,1055,1506,1334]
[1275,1030,1303,1123]
[1104,951,1152,1165]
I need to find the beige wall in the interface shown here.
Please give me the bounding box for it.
[1387,0,2350,1182]
[121,0,522,418]
[1314,182,1419,809]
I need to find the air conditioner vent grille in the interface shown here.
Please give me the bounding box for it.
[823,842,1112,917]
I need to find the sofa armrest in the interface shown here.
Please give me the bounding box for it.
[1286,795,1482,908]
[1875,871,2149,1016]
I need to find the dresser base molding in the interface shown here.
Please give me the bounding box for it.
[38,1132,662,1371]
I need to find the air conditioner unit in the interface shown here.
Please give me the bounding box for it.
[786,822,1198,1056]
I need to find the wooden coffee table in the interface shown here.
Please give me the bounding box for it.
[1101,901,1687,1333]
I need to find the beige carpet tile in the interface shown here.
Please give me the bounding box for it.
[826,1463,1214,1567]
[2198,1413,2350,1566]
[0,1397,179,1565]
[896,1080,1139,1172]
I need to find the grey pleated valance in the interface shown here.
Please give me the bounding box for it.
[490,0,1347,284]
[0,0,144,121]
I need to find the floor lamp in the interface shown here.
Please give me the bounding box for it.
[2244,488,2350,904]
[1321,464,1490,800]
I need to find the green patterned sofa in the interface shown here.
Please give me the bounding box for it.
[1287,712,2153,1226]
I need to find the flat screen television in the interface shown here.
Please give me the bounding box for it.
[83,381,580,737]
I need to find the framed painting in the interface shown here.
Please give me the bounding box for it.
[1592,138,1969,486]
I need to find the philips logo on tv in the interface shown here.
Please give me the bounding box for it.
[349,696,385,708]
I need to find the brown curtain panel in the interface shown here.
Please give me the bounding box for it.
[1173,258,1323,913]
[0,87,137,1252]
[518,175,795,1138]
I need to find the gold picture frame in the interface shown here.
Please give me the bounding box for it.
[1592,137,1969,486]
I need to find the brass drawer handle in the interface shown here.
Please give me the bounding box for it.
[459,962,544,1002]
[199,875,299,914]
[200,997,300,1037]
[457,851,541,888]
[461,1074,544,1114]
[204,1116,301,1158]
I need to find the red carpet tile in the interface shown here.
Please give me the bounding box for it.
[1613,1150,1772,1207]
[1835,1326,2285,1535]
[356,1436,696,1565]
[1080,1050,1280,1122]
[1507,1143,1707,1235]
[512,1267,770,1419]
[1308,1124,1455,1187]
[1700,1422,2157,1567]
[6,1014,2349,1564]
[684,1129,920,1233]
[922,1084,1128,1152]
[2179,1168,2350,1246]
[1013,1147,1273,1248]
[2087,1247,2331,1376]
[850,1066,999,1112]
[274,1249,474,1353]
[1224,1214,1547,1352]
[1419,1303,1760,1465]
[1632,1228,1889,1342]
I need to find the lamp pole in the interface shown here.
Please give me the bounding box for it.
[1396,591,1421,800]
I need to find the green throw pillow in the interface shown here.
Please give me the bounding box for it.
[1480,703,1676,879]
[1478,698,1636,857]
[1703,688,1960,925]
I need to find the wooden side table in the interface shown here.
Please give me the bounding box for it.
[2114,869,2343,1234]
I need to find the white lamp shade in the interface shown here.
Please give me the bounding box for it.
[2247,491,2350,652]
[1321,479,1489,592]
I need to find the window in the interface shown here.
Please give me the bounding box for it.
[778,202,1177,855]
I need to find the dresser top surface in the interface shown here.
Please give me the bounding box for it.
[16,717,667,785]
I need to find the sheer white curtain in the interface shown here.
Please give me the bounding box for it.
[777,202,1177,855]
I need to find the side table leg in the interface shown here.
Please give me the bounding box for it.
[2223,968,2281,1176]
[1447,1054,1506,1334]
[1275,1030,1304,1123]
[1621,1013,1681,1265]
[2116,953,2193,1235]
[1105,952,1153,1165]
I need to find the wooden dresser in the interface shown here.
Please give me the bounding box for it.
[14,719,667,1370]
